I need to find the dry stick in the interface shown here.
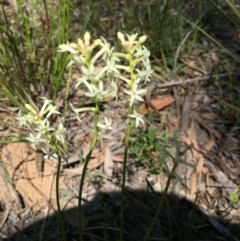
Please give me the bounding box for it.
[0,204,11,229]
[35,143,44,175]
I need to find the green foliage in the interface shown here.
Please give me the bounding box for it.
[229,193,240,204]
[129,119,164,174]
[130,124,161,172]
[208,1,240,122]
[0,0,70,109]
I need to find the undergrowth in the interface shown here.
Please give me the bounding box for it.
[129,113,176,174]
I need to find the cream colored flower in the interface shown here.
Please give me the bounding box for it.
[97,117,113,131]
[129,110,144,127]
[58,42,79,54]
[117,32,147,52]
[123,79,146,106]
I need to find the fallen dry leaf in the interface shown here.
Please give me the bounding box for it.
[65,145,123,172]
[112,156,124,162]
[151,151,158,158]
[210,51,220,64]
[202,140,215,154]
[193,112,222,140]
[150,97,175,110]
[83,135,93,143]
[200,112,218,121]
[139,103,149,115]
[140,96,175,115]
[103,146,114,177]
[180,119,214,198]
[87,156,104,170]
[63,165,84,175]
[190,173,197,196]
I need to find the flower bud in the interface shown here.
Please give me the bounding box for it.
[91,39,102,50]
[117,32,125,43]
[139,35,147,44]
[84,32,91,46]
[77,38,85,51]
[25,104,36,114]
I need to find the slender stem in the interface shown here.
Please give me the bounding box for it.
[56,154,67,241]
[64,0,70,40]
[78,104,100,241]
[120,105,133,241]
[143,162,179,241]
[62,64,72,154]
[63,64,72,124]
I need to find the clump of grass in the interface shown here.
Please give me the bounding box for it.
[206,0,240,121]
[75,0,188,63]
[0,0,70,110]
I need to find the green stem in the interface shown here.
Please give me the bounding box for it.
[56,154,67,241]
[63,63,72,124]
[78,103,100,241]
[143,162,179,241]
[120,104,133,241]
[63,0,70,39]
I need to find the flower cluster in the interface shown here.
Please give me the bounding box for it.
[16,97,66,151]
[114,32,153,127]
[58,32,118,130]
[16,32,153,154]
[59,32,153,128]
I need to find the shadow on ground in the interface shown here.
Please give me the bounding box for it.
[2,188,240,241]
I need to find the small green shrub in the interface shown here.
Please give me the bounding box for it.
[129,121,164,174]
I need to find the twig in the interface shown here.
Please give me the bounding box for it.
[157,72,234,88]
[0,204,11,229]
